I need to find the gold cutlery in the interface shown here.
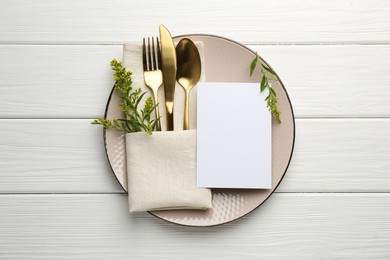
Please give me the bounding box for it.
[159,24,177,131]
[176,38,201,130]
[142,37,162,131]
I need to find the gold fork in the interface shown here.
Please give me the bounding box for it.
[142,37,162,131]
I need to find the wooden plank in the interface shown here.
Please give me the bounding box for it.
[0,119,123,193]
[0,193,389,259]
[255,45,390,118]
[0,45,122,118]
[278,118,390,192]
[0,119,389,193]
[1,45,390,118]
[0,0,390,44]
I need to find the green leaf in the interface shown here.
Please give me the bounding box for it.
[260,75,267,92]
[90,119,100,125]
[143,103,159,119]
[135,92,147,110]
[263,64,277,76]
[269,87,276,96]
[122,96,133,106]
[249,52,258,76]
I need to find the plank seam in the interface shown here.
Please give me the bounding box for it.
[0,117,390,120]
[0,192,389,195]
[1,43,390,46]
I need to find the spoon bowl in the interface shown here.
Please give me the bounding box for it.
[176,38,201,130]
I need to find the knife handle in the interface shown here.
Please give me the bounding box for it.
[166,102,174,131]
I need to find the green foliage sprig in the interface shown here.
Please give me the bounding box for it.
[250,52,281,123]
[91,59,159,135]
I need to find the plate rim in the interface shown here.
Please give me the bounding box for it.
[102,33,296,227]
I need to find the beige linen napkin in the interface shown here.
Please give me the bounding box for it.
[126,130,212,212]
[123,42,212,212]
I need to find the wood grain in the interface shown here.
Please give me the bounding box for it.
[255,45,390,118]
[0,119,389,193]
[0,119,122,193]
[0,0,388,258]
[0,45,122,118]
[0,193,389,259]
[0,0,390,44]
[1,45,390,118]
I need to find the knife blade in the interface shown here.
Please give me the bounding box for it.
[159,24,177,131]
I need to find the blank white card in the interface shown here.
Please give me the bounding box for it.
[197,82,272,189]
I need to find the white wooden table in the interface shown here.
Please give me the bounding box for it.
[0,1,389,259]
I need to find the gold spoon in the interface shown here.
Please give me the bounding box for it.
[176,38,201,130]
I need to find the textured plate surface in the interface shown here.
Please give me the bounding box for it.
[104,34,295,226]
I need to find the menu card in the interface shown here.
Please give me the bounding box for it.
[197,82,272,189]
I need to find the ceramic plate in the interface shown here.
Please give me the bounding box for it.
[104,34,295,226]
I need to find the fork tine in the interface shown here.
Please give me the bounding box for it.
[156,37,162,69]
[142,38,147,71]
[152,37,157,71]
[147,37,153,70]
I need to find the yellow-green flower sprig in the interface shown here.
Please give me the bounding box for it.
[91,59,160,135]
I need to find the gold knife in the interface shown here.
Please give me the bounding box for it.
[159,24,177,131]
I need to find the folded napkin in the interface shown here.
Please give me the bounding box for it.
[123,42,212,212]
[126,130,212,212]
